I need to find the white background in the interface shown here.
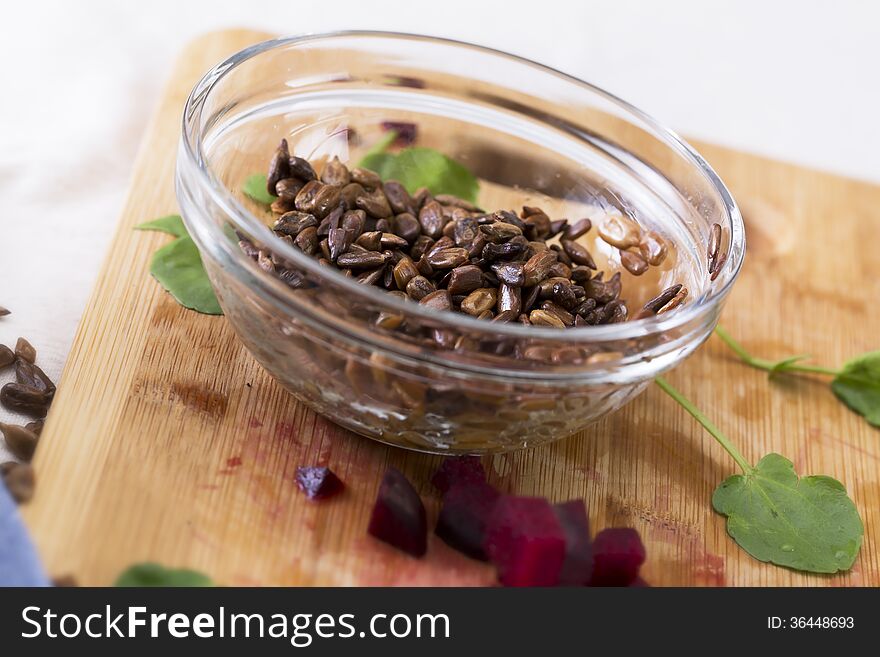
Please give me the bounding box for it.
[0,0,878,455]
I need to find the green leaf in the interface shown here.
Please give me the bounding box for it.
[831,351,880,426]
[115,563,214,587]
[357,133,480,203]
[242,173,277,205]
[361,129,398,161]
[135,214,189,238]
[149,236,222,315]
[137,216,223,315]
[712,454,863,573]
[379,148,479,203]
[358,151,397,178]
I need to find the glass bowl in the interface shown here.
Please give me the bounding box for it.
[176,32,744,454]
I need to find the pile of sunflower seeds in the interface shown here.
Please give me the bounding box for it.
[241,141,709,332]
[1,319,48,504]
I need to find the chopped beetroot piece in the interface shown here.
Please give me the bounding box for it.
[431,456,486,494]
[381,121,418,146]
[295,466,344,500]
[368,468,427,557]
[589,528,646,586]
[390,76,426,89]
[553,500,593,586]
[485,496,566,586]
[435,482,501,561]
[629,577,650,587]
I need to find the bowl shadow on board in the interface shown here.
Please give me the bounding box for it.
[286,379,730,512]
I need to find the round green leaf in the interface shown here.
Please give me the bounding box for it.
[149,235,222,315]
[712,454,863,573]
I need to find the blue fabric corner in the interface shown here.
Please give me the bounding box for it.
[0,481,49,587]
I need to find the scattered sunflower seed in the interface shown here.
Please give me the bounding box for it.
[14,338,36,364]
[0,423,39,462]
[1,462,35,504]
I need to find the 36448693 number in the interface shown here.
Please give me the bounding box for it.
[771,617,854,629]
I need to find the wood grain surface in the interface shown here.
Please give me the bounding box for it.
[22,29,880,586]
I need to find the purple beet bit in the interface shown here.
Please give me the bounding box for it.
[589,528,646,586]
[484,496,566,587]
[367,468,427,557]
[381,121,418,146]
[553,500,593,586]
[435,482,501,561]
[295,466,344,501]
[431,456,486,494]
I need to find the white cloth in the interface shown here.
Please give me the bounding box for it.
[0,0,877,460]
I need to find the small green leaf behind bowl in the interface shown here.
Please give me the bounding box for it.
[831,351,880,427]
[133,214,189,238]
[115,563,214,587]
[242,173,277,205]
[357,138,480,203]
[712,453,863,574]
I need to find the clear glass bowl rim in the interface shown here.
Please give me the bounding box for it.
[179,30,745,344]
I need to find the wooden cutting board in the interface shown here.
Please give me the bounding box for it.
[22,29,880,586]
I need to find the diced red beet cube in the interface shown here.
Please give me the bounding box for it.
[589,528,646,586]
[295,466,344,500]
[553,500,593,586]
[367,468,427,557]
[629,577,650,587]
[435,482,501,561]
[485,496,566,586]
[381,121,418,146]
[431,456,486,494]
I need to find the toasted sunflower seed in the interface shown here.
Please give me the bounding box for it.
[598,214,641,249]
[522,251,556,286]
[0,423,39,461]
[529,310,565,328]
[266,139,291,195]
[321,156,351,186]
[0,383,50,417]
[289,155,317,182]
[497,284,522,315]
[405,275,436,301]
[708,222,722,270]
[561,239,596,269]
[336,250,387,269]
[1,462,34,504]
[620,250,649,276]
[0,344,14,369]
[659,286,689,313]
[639,231,668,266]
[418,201,446,239]
[460,288,497,316]
[15,360,55,397]
[419,289,452,312]
[447,265,483,295]
[563,218,592,240]
[643,284,684,314]
[15,338,36,364]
